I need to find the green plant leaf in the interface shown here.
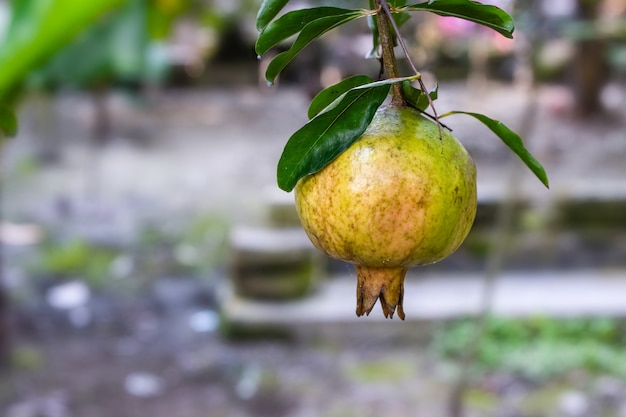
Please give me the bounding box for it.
[264,10,365,83]
[441,111,549,187]
[0,105,18,137]
[402,0,514,39]
[256,7,356,56]
[393,11,412,29]
[311,75,419,119]
[256,0,290,32]
[402,81,438,111]
[308,75,373,119]
[309,75,419,119]
[277,84,390,192]
[354,75,422,89]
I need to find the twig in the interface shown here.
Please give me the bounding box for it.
[375,0,404,106]
[379,0,443,140]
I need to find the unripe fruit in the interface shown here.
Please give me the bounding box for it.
[295,105,477,319]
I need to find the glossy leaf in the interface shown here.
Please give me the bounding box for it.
[308,75,373,119]
[402,81,438,111]
[403,0,514,38]
[352,75,421,89]
[264,10,365,83]
[256,0,290,32]
[309,74,419,119]
[441,111,549,188]
[393,11,412,30]
[0,105,18,137]
[256,7,355,56]
[277,84,390,191]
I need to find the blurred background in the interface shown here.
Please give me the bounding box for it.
[1,0,626,416]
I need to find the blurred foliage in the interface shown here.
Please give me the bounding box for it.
[0,0,201,108]
[0,104,17,138]
[0,0,125,101]
[26,211,228,294]
[34,239,119,288]
[435,316,626,380]
[343,358,414,383]
[0,0,261,114]
[136,213,229,277]
[148,0,189,39]
[29,0,149,90]
[10,345,44,372]
[178,213,229,273]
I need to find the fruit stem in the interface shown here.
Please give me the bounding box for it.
[377,0,444,140]
[375,0,405,107]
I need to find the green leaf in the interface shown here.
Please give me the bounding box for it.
[308,74,417,117]
[402,0,514,39]
[256,0,290,32]
[0,105,18,137]
[310,75,420,120]
[264,10,365,83]
[393,11,412,29]
[402,81,438,111]
[353,75,421,89]
[441,111,549,188]
[277,84,390,192]
[308,75,373,119]
[256,7,355,56]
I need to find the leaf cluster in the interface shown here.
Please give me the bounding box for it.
[256,0,549,191]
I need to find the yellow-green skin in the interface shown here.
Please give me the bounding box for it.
[294,105,477,319]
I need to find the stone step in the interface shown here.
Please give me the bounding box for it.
[219,269,626,340]
[228,225,323,300]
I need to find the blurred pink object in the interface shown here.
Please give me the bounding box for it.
[435,0,514,54]
[0,222,42,246]
[436,16,476,37]
[435,0,512,36]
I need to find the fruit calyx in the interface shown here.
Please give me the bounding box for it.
[356,266,407,320]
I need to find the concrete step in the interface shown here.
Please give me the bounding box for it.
[228,225,323,300]
[219,269,626,340]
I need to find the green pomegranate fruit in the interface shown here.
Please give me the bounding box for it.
[294,105,477,319]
